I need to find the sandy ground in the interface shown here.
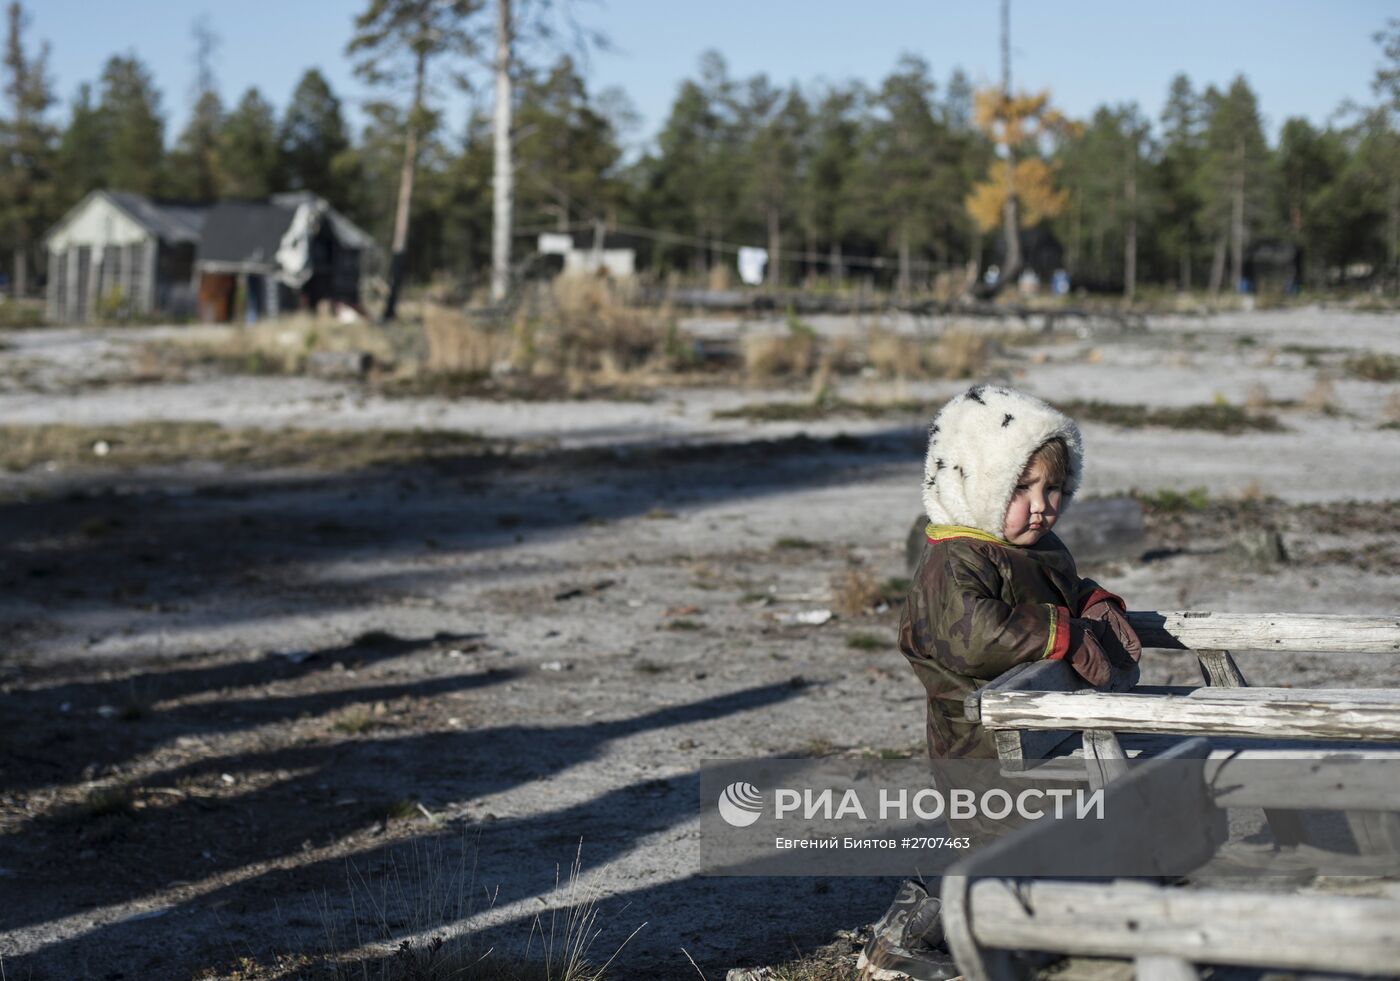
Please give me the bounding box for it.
[0,307,1397,979]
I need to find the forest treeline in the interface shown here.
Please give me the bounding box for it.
[4,2,1400,300]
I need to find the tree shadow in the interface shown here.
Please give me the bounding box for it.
[0,630,491,793]
[0,680,806,957]
[0,427,921,659]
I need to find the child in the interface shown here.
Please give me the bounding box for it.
[858,385,1141,981]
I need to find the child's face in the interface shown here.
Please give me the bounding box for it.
[1003,456,1063,546]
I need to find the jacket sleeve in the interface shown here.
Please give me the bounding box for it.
[1074,576,1126,615]
[922,545,1073,680]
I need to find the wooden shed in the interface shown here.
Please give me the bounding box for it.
[194,193,377,322]
[44,190,208,324]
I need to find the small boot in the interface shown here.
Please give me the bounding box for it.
[856,880,960,981]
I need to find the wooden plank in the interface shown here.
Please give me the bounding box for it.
[1195,648,1246,687]
[1134,956,1197,981]
[977,689,1400,742]
[968,660,1085,764]
[1206,755,1400,811]
[1129,611,1400,654]
[969,659,1138,764]
[966,879,1400,974]
[1084,729,1128,790]
[943,740,1221,981]
[1187,687,1400,704]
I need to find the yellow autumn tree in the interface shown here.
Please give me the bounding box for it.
[965,87,1076,291]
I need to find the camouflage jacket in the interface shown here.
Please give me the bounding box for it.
[898,524,1120,759]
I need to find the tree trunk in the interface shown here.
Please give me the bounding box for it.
[382,46,427,322]
[897,224,911,299]
[830,242,843,289]
[766,205,780,289]
[1229,137,1246,292]
[490,0,513,304]
[1388,176,1399,292]
[1209,233,1227,296]
[12,247,26,299]
[1180,244,1191,292]
[999,175,1023,290]
[1124,144,1137,304]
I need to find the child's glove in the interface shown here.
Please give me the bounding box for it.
[1065,618,1138,689]
[1081,598,1142,663]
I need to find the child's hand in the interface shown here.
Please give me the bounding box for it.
[1065,618,1138,689]
[1082,599,1143,663]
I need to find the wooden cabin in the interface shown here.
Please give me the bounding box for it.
[44,190,208,324]
[194,193,377,322]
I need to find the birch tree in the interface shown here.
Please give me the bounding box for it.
[349,0,479,321]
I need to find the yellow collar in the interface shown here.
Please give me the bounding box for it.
[925,523,1011,545]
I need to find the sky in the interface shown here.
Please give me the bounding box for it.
[28,0,1398,151]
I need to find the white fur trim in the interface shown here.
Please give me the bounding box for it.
[921,384,1084,537]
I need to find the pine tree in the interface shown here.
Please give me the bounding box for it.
[801,84,863,287]
[737,76,805,287]
[514,55,623,234]
[167,17,224,201]
[0,0,56,297]
[97,54,166,197]
[1158,73,1203,289]
[55,82,104,203]
[348,0,478,319]
[280,69,353,206]
[220,88,282,199]
[1198,76,1271,293]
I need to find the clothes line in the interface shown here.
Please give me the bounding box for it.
[513,221,967,274]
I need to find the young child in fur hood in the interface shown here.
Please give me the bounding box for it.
[858,385,1142,981]
[900,383,1142,761]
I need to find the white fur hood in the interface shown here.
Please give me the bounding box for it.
[922,385,1084,538]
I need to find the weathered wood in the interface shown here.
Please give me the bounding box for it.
[1129,611,1400,654]
[1084,729,1128,790]
[945,738,1220,881]
[978,688,1400,742]
[1188,686,1400,703]
[966,879,1400,974]
[940,873,1020,981]
[1134,956,1197,981]
[967,659,1084,763]
[1195,648,1247,687]
[943,739,1221,981]
[1207,754,1400,811]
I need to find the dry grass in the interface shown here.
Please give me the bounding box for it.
[830,566,882,617]
[423,305,511,376]
[1302,375,1340,414]
[1245,383,1272,413]
[931,328,990,379]
[1344,351,1400,382]
[742,324,819,380]
[1383,390,1400,427]
[1056,399,1285,433]
[517,276,677,379]
[312,837,638,981]
[0,421,500,473]
[148,314,401,379]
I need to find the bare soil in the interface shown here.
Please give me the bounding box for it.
[0,307,1397,980]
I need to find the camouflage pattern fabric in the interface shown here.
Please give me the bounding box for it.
[898,527,1109,760]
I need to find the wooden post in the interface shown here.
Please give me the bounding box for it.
[141,238,157,316]
[1196,648,1247,687]
[1195,647,1306,846]
[65,246,80,323]
[1084,729,1128,790]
